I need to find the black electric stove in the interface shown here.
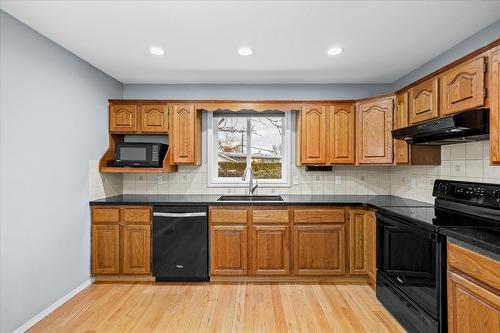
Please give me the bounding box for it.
[376,179,500,333]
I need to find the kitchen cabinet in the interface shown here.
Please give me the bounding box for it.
[300,105,327,164]
[356,97,394,164]
[140,104,168,133]
[170,104,202,165]
[110,104,137,133]
[491,47,500,163]
[447,242,500,333]
[394,92,410,164]
[210,225,248,276]
[293,224,345,275]
[441,57,486,116]
[409,77,439,124]
[251,225,290,275]
[328,103,355,164]
[91,206,152,276]
[366,211,376,285]
[349,209,369,275]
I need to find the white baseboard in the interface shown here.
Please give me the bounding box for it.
[13,278,94,333]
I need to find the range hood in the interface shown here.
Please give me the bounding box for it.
[392,108,489,145]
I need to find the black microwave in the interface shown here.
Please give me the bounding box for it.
[114,143,167,167]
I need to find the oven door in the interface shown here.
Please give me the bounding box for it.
[376,212,441,318]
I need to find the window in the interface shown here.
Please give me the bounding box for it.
[208,111,291,186]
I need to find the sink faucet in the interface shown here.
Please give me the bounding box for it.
[242,166,258,196]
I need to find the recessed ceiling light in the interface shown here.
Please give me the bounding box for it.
[238,47,253,56]
[327,47,343,56]
[150,47,165,56]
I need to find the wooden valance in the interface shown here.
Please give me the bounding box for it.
[196,102,301,113]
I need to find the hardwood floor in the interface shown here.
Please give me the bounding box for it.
[29,283,405,333]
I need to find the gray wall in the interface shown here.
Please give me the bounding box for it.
[393,19,500,90]
[0,11,122,333]
[123,83,392,100]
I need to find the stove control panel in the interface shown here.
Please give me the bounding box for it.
[433,179,500,208]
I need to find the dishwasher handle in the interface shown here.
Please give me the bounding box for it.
[153,212,207,218]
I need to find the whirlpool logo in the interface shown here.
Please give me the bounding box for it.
[176,265,184,269]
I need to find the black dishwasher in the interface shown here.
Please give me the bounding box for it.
[153,206,209,282]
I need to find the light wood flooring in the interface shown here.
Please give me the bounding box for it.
[29,282,405,332]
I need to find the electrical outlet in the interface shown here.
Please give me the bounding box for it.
[410,178,417,189]
[157,175,163,185]
[293,176,299,185]
[335,176,342,185]
[138,175,144,181]
[402,177,407,184]
[455,165,461,172]
[360,176,366,182]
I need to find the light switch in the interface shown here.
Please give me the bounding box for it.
[157,175,163,184]
[293,176,299,185]
[335,176,342,185]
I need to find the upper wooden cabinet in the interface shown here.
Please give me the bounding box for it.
[490,48,500,164]
[300,105,327,164]
[409,77,439,124]
[170,104,202,165]
[441,57,486,116]
[394,92,410,164]
[356,97,394,164]
[328,103,355,164]
[140,104,168,133]
[110,104,137,133]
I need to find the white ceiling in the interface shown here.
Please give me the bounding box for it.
[2,1,500,84]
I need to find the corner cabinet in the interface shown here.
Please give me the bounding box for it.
[348,209,376,285]
[490,47,500,164]
[394,92,410,164]
[300,105,327,164]
[356,97,394,164]
[170,104,202,165]
[328,103,355,164]
[91,206,152,277]
[441,57,486,116]
[409,77,439,124]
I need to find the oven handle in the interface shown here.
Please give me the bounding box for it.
[376,212,437,240]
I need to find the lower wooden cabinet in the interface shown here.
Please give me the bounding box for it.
[349,210,369,275]
[366,211,377,285]
[251,225,290,275]
[210,225,248,275]
[91,206,152,276]
[293,224,345,275]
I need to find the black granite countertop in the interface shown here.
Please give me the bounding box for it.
[90,194,434,209]
[440,226,500,256]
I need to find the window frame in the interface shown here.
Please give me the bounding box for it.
[207,111,292,187]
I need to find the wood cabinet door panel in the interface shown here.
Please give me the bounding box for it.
[210,209,248,224]
[294,208,345,223]
[293,224,345,275]
[110,104,137,132]
[140,104,168,133]
[395,92,410,164]
[357,98,394,164]
[252,209,289,224]
[251,225,290,275]
[447,271,500,333]
[349,210,369,275]
[409,78,439,124]
[123,208,151,224]
[367,211,376,284]
[92,225,120,274]
[329,103,355,164]
[171,104,196,164]
[92,207,120,223]
[491,48,500,163]
[210,225,248,275]
[441,57,485,116]
[122,224,151,274]
[301,105,326,164]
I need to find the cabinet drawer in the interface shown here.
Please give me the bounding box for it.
[448,242,500,290]
[210,209,248,224]
[252,210,289,224]
[92,207,120,223]
[294,208,345,223]
[123,208,151,223]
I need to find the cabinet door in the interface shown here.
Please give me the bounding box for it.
[251,225,290,275]
[395,92,410,164]
[349,210,369,275]
[171,104,197,164]
[491,48,500,163]
[409,77,439,124]
[92,224,120,274]
[210,225,248,275]
[441,57,486,116]
[110,104,137,133]
[329,103,355,164]
[140,104,168,133]
[357,97,394,164]
[367,211,376,284]
[447,271,500,333]
[122,224,151,274]
[293,224,345,275]
[300,105,327,164]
